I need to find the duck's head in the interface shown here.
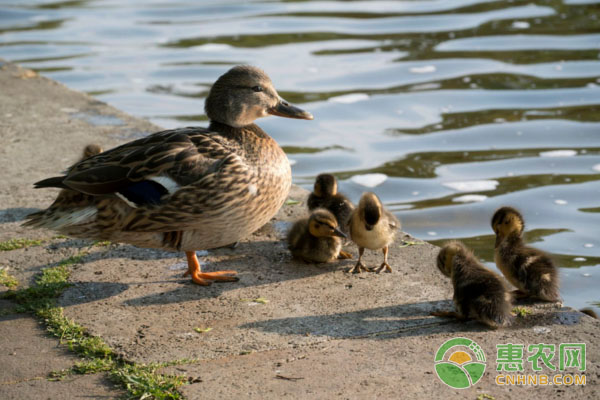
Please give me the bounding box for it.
[313,174,338,198]
[491,206,524,247]
[358,192,382,231]
[308,208,346,239]
[82,144,103,159]
[205,65,313,128]
[436,241,468,277]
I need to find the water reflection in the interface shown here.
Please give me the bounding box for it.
[1,0,599,312]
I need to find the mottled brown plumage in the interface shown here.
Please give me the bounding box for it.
[307,174,354,235]
[288,208,352,263]
[349,192,399,273]
[492,206,560,302]
[431,241,513,329]
[25,65,313,285]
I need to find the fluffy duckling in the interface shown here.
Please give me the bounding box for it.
[25,66,313,286]
[349,192,399,273]
[82,144,103,159]
[491,207,560,302]
[580,308,598,319]
[431,241,512,329]
[307,174,354,234]
[288,208,352,263]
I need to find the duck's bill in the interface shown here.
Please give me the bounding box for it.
[268,100,313,120]
[333,227,347,238]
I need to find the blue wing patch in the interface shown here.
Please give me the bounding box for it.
[118,180,169,206]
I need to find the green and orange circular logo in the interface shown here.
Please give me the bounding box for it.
[434,337,486,389]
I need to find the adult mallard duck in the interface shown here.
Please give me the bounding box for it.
[25,65,313,286]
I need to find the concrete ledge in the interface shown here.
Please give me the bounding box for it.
[0,60,598,399]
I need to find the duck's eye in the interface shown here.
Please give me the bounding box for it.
[252,85,263,92]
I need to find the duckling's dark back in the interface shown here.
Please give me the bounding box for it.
[452,249,512,328]
[307,174,354,233]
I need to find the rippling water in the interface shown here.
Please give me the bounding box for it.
[1,0,599,313]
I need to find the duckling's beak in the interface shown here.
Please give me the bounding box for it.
[333,227,347,238]
[268,99,313,120]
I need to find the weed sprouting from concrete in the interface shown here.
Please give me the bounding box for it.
[0,238,43,251]
[512,306,532,318]
[0,268,19,288]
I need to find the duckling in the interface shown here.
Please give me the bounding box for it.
[491,207,560,301]
[580,308,598,319]
[82,144,103,159]
[307,174,354,234]
[288,208,352,263]
[431,241,513,329]
[25,65,313,286]
[349,192,399,273]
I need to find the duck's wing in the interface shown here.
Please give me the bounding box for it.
[384,209,401,231]
[35,127,248,231]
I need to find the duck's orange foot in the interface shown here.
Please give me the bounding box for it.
[184,251,239,286]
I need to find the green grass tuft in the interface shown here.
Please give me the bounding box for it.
[512,306,532,318]
[112,364,187,400]
[0,238,43,251]
[0,268,19,288]
[1,250,188,399]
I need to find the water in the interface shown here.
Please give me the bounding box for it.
[1,0,599,314]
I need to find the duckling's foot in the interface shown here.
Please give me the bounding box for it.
[430,311,466,321]
[374,262,392,273]
[338,250,353,259]
[349,262,370,274]
[184,251,239,286]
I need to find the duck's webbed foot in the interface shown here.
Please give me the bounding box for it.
[184,251,239,286]
[430,311,467,321]
[348,247,370,273]
[338,250,353,259]
[374,262,392,273]
[373,246,392,273]
[349,262,370,274]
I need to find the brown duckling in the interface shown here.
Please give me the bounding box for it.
[288,208,352,263]
[580,308,598,319]
[431,241,513,329]
[491,207,560,302]
[349,192,399,273]
[82,144,103,159]
[307,174,354,234]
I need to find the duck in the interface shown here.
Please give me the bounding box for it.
[431,241,512,329]
[580,308,598,319]
[288,208,352,263]
[349,192,399,273]
[491,206,560,301]
[307,173,354,234]
[82,144,103,160]
[24,65,313,286]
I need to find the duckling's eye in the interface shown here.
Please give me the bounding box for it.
[252,85,263,92]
